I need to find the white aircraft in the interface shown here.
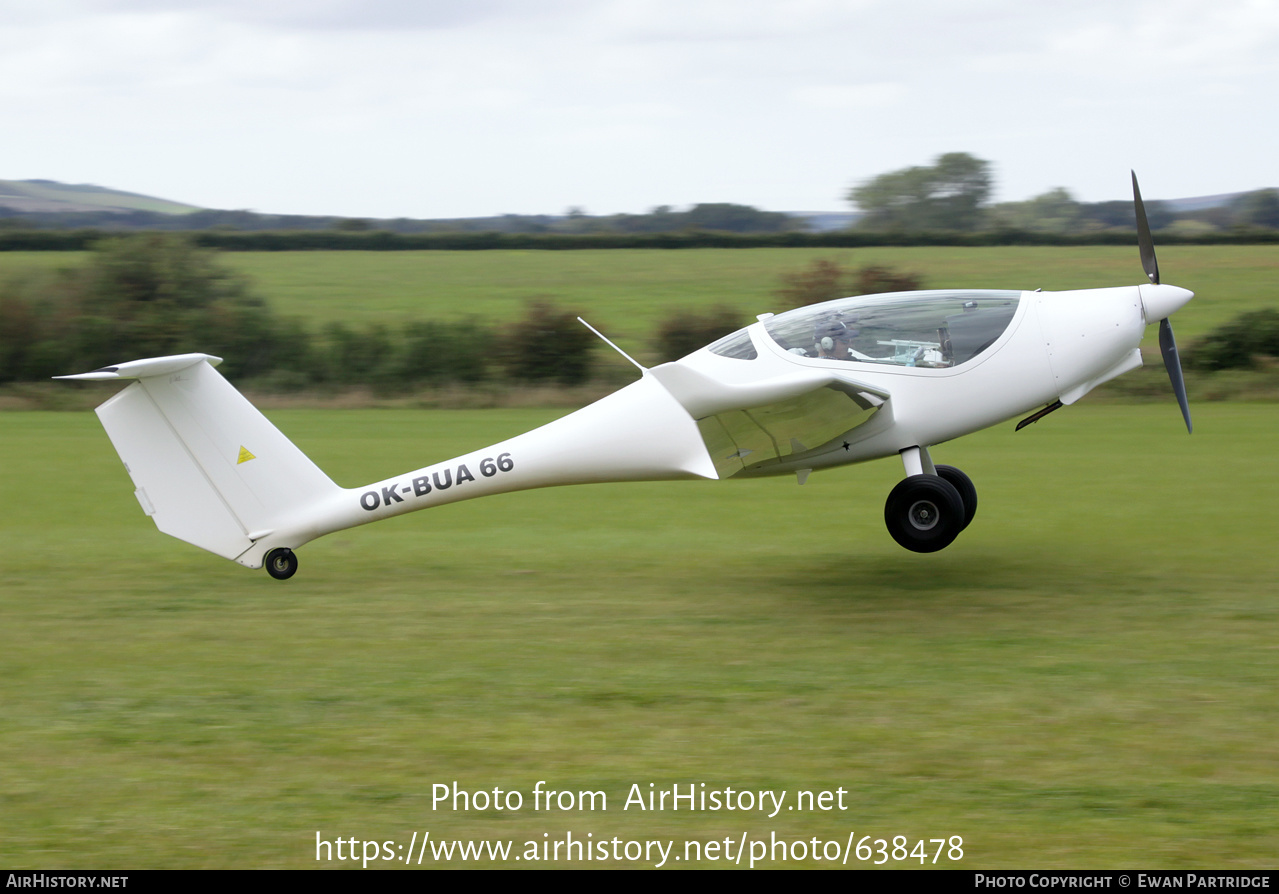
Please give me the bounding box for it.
[61,175,1193,580]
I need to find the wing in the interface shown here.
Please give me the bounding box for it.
[647,363,890,479]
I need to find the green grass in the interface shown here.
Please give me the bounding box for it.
[1,403,1276,867]
[3,246,1276,351]
[225,245,1279,346]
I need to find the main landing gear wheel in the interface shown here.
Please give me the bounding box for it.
[884,474,965,553]
[264,548,298,580]
[934,464,977,530]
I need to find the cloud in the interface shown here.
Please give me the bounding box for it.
[792,83,907,110]
[1,0,1276,215]
[67,0,569,32]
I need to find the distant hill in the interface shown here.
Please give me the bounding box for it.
[0,179,200,215]
[791,211,859,231]
[1162,193,1243,213]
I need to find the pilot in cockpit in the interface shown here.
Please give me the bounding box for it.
[815,316,859,360]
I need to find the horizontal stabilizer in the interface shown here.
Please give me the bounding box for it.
[55,353,223,381]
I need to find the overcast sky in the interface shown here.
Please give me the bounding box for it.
[3,0,1277,218]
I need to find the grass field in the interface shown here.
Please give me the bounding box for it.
[2,403,1276,868]
[3,245,1277,352]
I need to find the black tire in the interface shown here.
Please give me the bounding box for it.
[884,475,965,553]
[935,464,978,530]
[264,548,298,580]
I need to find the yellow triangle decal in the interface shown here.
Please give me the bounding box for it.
[237,446,256,465]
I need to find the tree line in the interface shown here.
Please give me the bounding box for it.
[848,153,1279,236]
[3,227,1276,254]
[0,202,801,237]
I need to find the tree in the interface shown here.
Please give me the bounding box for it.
[397,319,493,385]
[1186,308,1279,371]
[76,235,308,381]
[988,187,1084,234]
[497,300,596,385]
[679,203,798,233]
[774,258,923,307]
[774,258,849,306]
[1076,198,1172,232]
[1231,189,1279,229]
[0,234,303,382]
[651,305,745,362]
[848,152,993,231]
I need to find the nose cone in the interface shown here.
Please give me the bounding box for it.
[1139,284,1194,323]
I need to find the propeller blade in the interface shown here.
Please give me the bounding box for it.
[1159,317,1192,433]
[1132,171,1160,286]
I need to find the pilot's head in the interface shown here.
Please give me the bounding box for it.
[815,317,856,358]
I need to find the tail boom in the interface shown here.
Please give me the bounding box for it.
[259,374,719,556]
[65,356,717,574]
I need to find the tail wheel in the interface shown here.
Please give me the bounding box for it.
[884,475,965,553]
[935,464,978,530]
[265,548,298,580]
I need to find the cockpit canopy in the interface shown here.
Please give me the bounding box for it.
[711,290,1021,369]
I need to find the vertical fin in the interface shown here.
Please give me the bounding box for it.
[74,355,339,560]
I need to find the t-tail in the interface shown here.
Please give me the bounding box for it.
[58,354,345,578]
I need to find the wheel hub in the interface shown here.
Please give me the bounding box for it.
[908,499,939,531]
